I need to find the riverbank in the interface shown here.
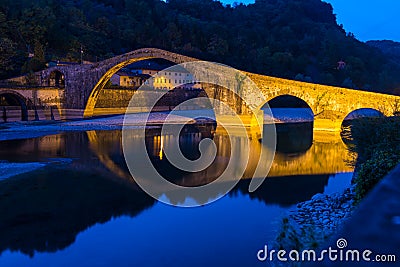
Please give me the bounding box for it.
[0,162,47,181]
[0,112,210,141]
[0,158,74,181]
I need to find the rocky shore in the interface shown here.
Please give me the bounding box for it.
[291,187,355,231]
[276,186,356,250]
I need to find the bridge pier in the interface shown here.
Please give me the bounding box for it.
[215,110,264,134]
[313,118,343,132]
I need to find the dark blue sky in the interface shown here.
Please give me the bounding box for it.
[221,0,400,42]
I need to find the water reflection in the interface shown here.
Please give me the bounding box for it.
[0,165,154,257]
[236,175,330,206]
[274,122,313,153]
[0,124,355,260]
[0,124,354,194]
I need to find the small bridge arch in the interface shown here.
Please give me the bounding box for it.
[245,72,400,130]
[41,68,67,87]
[0,90,30,121]
[343,108,384,121]
[48,70,65,88]
[261,94,317,115]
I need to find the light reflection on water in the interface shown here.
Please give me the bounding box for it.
[0,123,354,266]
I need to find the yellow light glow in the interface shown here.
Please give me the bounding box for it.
[159,135,164,160]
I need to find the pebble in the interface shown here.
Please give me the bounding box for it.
[288,186,356,232]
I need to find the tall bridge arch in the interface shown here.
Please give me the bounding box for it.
[37,48,199,118]
[83,48,198,117]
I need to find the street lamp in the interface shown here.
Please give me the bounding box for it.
[80,45,84,64]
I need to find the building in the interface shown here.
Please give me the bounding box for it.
[110,71,150,87]
[111,60,202,90]
[148,68,201,90]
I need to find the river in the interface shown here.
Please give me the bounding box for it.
[0,109,354,267]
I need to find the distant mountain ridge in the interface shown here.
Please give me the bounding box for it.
[366,40,400,65]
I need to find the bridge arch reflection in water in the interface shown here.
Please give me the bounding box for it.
[85,123,354,204]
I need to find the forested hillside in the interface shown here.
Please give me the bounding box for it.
[367,40,400,64]
[1,0,399,93]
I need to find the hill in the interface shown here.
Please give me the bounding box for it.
[366,40,400,64]
[0,0,399,93]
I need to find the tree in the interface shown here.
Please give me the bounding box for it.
[0,0,399,94]
[0,38,17,77]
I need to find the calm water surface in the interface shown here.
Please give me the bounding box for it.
[0,122,354,267]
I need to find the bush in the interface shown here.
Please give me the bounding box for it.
[276,217,330,252]
[349,117,400,164]
[350,117,400,203]
[353,150,400,203]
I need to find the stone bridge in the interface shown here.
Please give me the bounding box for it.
[1,48,399,130]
